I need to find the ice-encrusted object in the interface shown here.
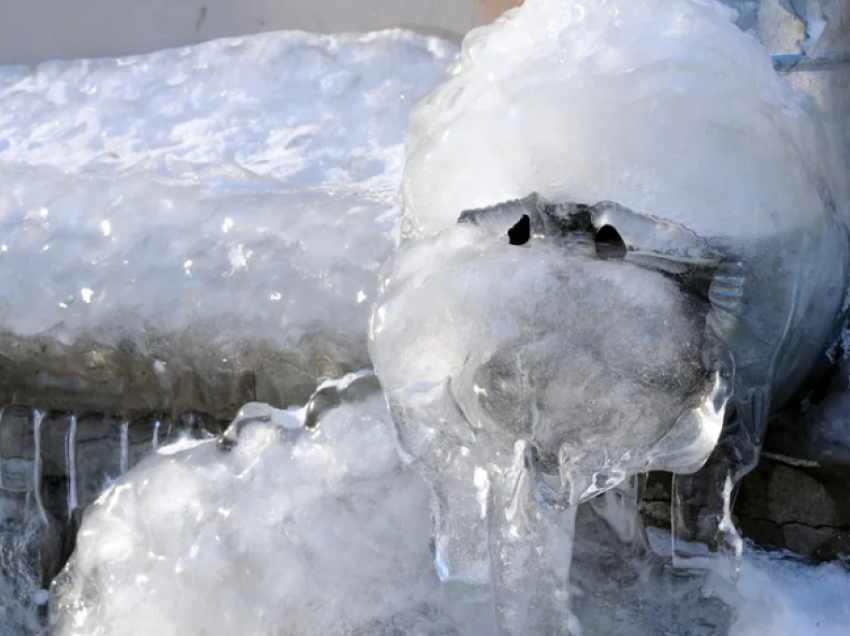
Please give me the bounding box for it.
[49,377,447,636]
[0,30,457,634]
[371,0,850,632]
[0,30,456,417]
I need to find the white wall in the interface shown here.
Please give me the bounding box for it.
[0,0,484,66]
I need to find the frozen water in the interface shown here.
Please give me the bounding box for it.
[0,31,453,180]
[49,389,850,636]
[49,379,448,636]
[796,0,845,57]
[399,0,843,240]
[645,528,850,636]
[0,28,457,635]
[2,2,849,636]
[0,30,457,413]
[726,550,850,636]
[369,214,729,630]
[0,167,393,414]
[0,407,62,636]
[371,0,849,632]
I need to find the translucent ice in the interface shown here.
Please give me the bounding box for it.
[48,389,850,636]
[371,196,731,634]
[49,384,448,636]
[371,0,849,632]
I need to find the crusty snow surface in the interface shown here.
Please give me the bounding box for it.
[0,9,847,636]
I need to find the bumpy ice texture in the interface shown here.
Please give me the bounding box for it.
[399,0,838,240]
[371,0,847,633]
[49,388,448,636]
[49,390,850,636]
[0,31,456,415]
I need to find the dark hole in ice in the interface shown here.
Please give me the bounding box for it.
[508,214,531,245]
[594,225,627,259]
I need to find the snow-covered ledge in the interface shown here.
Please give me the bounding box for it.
[0,30,457,418]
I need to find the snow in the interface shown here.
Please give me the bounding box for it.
[0,28,457,636]
[0,1,848,636]
[399,0,842,241]
[647,527,850,636]
[0,30,456,410]
[50,390,850,636]
[50,388,448,636]
[729,550,850,636]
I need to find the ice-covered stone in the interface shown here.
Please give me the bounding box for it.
[49,383,449,636]
[0,30,457,416]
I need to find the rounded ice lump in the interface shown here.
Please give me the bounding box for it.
[370,0,850,633]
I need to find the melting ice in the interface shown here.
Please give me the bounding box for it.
[0,0,847,635]
[372,0,848,633]
[49,379,850,636]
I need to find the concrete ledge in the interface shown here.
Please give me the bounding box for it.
[0,329,365,421]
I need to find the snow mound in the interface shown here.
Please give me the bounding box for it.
[0,30,457,412]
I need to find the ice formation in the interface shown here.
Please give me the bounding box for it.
[49,387,850,636]
[0,29,457,635]
[399,0,841,238]
[371,0,848,632]
[0,30,456,413]
[48,381,447,636]
[1,1,848,635]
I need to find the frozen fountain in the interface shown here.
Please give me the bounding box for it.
[0,1,849,635]
[368,0,849,632]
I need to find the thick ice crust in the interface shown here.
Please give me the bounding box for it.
[0,30,457,415]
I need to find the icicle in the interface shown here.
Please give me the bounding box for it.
[588,476,643,546]
[718,475,744,581]
[32,409,48,526]
[119,420,129,475]
[66,414,78,520]
[0,403,7,491]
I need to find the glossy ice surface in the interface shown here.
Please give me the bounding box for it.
[371,0,850,633]
[0,30,456,413]
[51,380,850,636]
